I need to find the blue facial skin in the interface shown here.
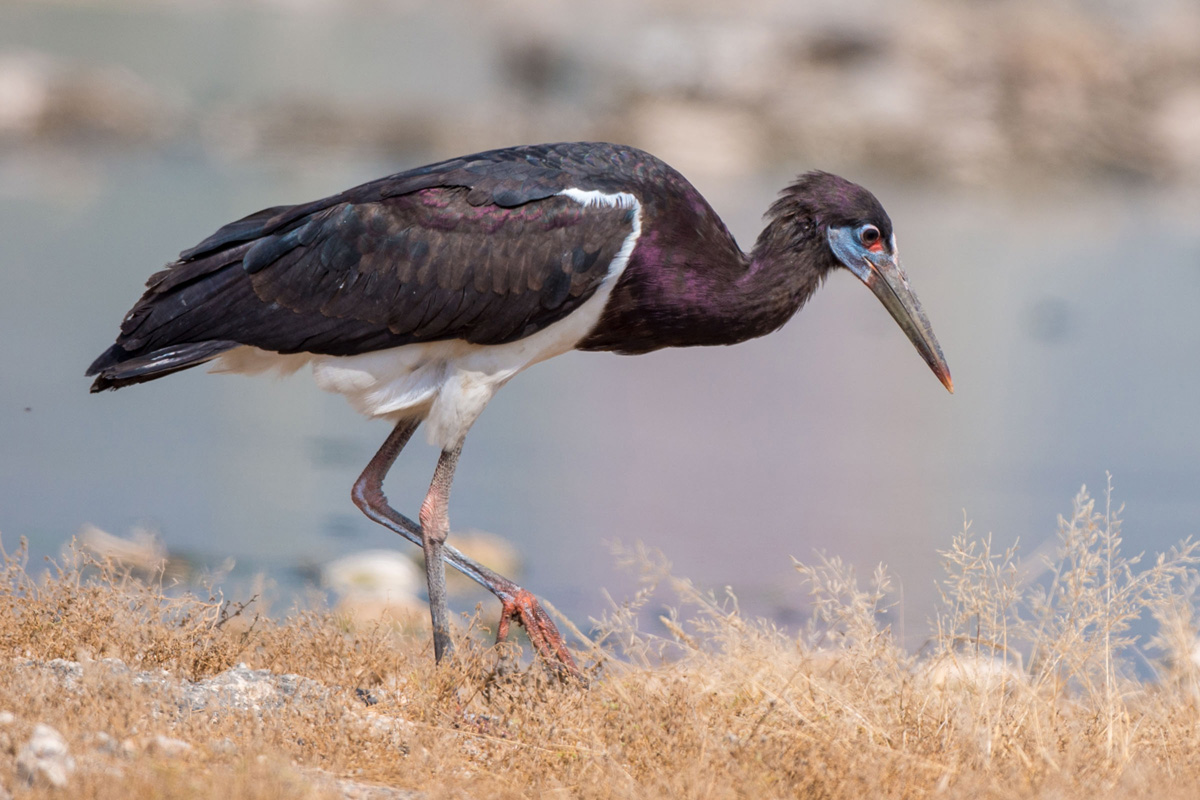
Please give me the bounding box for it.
[826,223,891,283]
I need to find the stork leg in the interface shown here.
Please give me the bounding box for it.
[418,442,460,661]
[351,419,582,679]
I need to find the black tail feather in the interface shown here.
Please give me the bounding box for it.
[87,340,239,392]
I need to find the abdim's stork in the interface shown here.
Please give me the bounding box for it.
[88,142,952,678]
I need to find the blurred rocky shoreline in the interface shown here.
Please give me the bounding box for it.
[2,0,1198,185]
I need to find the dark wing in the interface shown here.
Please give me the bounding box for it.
[88,147,637,391]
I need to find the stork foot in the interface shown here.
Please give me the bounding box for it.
[495,588,583,682]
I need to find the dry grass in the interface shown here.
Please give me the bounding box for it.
[2,478,1200,798]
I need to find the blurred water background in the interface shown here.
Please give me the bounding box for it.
[2,0,1199,644]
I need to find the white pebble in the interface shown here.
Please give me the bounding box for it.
[16,723,75,788]
[148,735,193,758]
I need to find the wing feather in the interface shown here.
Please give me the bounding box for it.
[234,189,632,351]
[89,143,642,390]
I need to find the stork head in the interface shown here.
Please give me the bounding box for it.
[786,171,954,394]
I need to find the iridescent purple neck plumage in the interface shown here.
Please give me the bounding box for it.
[579,164,893,355]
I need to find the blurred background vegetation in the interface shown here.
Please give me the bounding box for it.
[3,0,1199,183]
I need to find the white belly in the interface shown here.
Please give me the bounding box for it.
[210,188,642,450]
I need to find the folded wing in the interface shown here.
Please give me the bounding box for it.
[88,156,635,391]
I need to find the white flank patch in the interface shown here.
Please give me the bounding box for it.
[212,189,642,450]
[210,348,311,377]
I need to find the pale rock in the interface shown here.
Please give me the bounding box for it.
[16,723,75,788]
[148,735,193,758]
[922,654,1026,694]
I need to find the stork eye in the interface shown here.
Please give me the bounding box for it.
[859,225,881,247]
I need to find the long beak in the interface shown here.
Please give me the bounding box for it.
[829,228,953,393]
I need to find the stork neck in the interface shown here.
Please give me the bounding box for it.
[732,234,826,339]
[578,191,828,353]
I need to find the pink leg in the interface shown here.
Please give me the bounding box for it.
[351,420,582,679]
[417,443,460,662]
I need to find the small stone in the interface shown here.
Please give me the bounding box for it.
[209,737,238,756]
[92,731,136,758]
[16,724,75,788]
[148,735,192,758]
[93,731,118,755]
[0,711,14,726]
[45,659,83,690]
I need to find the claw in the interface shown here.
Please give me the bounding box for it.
[496,588,584,682]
